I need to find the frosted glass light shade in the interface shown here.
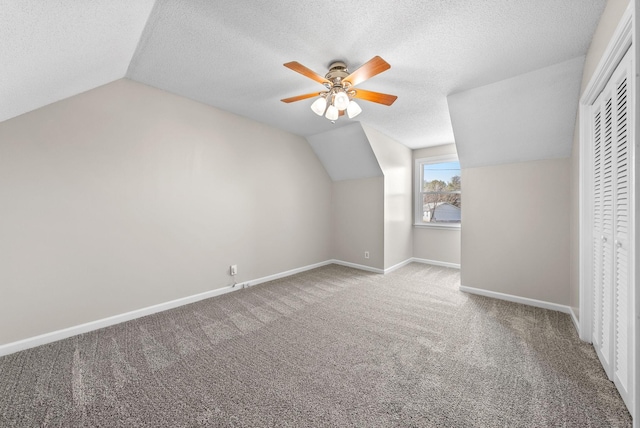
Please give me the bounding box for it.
[310,97,327,116]
[333,91,350,110]
[347,100,362,118]
[325,105,339,120]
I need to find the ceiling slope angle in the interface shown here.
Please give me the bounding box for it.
[0,1,605,151]
[447,56,585,169]
[306,123,382,181]
[0,0,156,124]
[125,0,606,150]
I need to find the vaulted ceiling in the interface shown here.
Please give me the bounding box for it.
[2,0,606,158]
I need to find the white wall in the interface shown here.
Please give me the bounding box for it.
[364,125,413,268]
[412,144,461,266]
[414,227,461,266]
[331,177,384,269]
[461,158,570,304]
[0,79,333,345]
[308,122,411,271]
[569,0,631,319]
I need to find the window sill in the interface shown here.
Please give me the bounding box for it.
[413,223,461,230]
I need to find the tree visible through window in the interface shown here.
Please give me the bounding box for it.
[419,160,461,224]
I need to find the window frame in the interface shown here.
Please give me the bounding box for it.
[414,154,461,229]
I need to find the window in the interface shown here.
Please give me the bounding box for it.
[415,155,461,227]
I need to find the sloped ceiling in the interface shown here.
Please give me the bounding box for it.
[306,123,382,181]
[449,56,585,168]
[1,0,606,161]
[0,1,155,123]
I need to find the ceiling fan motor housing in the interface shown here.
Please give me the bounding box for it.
[325,61,349,85]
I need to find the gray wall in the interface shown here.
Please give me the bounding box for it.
[461,158,570,304]
[365,125,413,269]
[412,144,461,265]
[0,79,333,345]
[331,177,385,269]
[569,0,631,319]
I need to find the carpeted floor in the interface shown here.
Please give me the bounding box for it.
[0,263,632,427]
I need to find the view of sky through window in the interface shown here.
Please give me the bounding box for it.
[422,161,460,184]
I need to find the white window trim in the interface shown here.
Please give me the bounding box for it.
[414,154,461,229]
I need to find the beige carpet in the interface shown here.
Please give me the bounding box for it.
[0,263,632,427]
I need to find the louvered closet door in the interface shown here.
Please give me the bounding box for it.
[592,90,615,377]
[590,48,634,414]
[612,51,633,411]
[591,93,606,372]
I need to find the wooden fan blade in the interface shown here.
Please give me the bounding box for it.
[344,56,390,87]
[284,62,330,85]
[352,89,397,106]
[281,92,323,103]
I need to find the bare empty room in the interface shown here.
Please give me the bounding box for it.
[0,1,638,426]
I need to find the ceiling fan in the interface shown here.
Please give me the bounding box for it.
[281,56,398,122]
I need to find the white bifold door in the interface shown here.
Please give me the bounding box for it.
[590,47,634,415]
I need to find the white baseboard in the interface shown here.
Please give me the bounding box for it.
[384,258,414,274]
[459,284,571,314]
[0,283,241,357]
[0,260,334,357]
[569,307,580,336]
[411,257,461,269]
[241,260,333,287]
[0,259,462,356]
[330,257,460,273]
[330,259,385,274]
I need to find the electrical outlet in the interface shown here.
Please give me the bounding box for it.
[230,265,237,276]
[364,251,370,259]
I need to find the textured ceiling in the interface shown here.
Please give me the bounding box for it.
[2,0,606,153]
[127,0,606,149]
[0,0,155,123]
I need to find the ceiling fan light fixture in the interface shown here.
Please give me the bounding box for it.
[325,104,339,121]
[347,100,362,118]
[333,90,350,111]
[282,56,396,122]
[310,96,327,116]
